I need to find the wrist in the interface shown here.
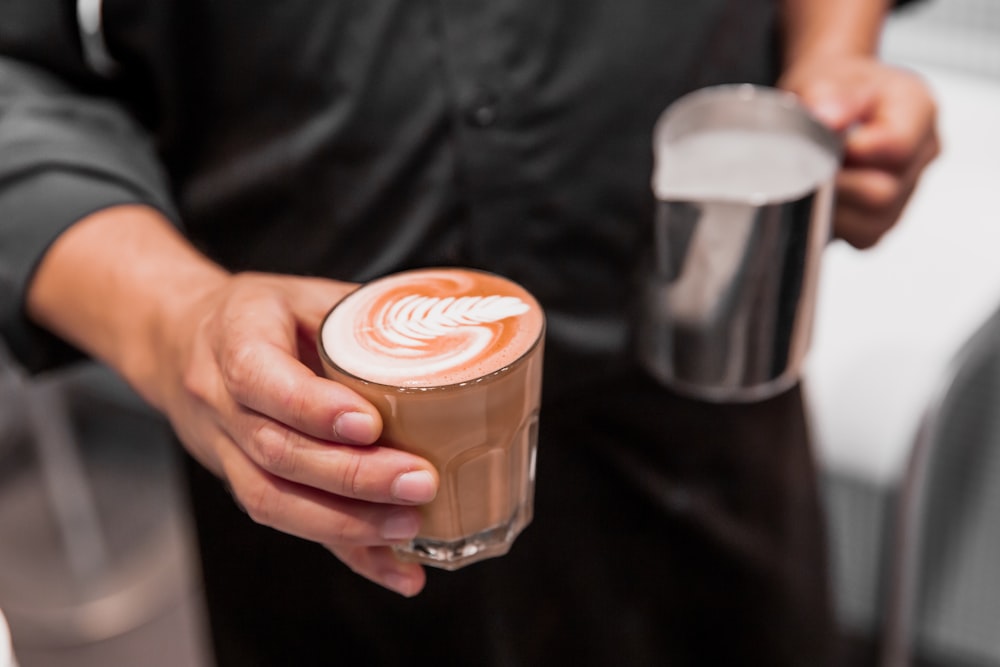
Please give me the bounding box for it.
[26,204,230,406]
[131,255,230,410]
[780,0,890,70]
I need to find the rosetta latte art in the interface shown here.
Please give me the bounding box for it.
[321,268,543,387]
[376,295,530,348]
[363,294,529,381]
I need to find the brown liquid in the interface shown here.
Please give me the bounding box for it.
[319,268,545,567]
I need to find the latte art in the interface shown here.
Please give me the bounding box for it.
[321,269,544,387]
[376,295,531,349]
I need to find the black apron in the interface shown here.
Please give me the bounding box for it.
[185,354,834,666]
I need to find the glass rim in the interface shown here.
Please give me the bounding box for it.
[654,83,842,155]
[651,83,844,206]
[317,267,546,392]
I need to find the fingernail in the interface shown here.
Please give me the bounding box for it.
[382,571,419,598]
[808,98,851,130]
[391,470,437,504]
[381,510,420,541]
[333,412,377,444]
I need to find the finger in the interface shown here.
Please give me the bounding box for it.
[232,340,383,443]
[289,277,357,386]
[843,75,939,171]
[327,544,427,598]
[835,167,906,217]
[237,274,356,376]
[283,275,359,332]
[836,132,938,216]
[296,323,326,377]
[218,312,383,445]
[221,446,427,546]
[832,200,896,250]
[229,406,438,504]
[832,158,927,250]
[793,76,880,133]
[832,168,912,249]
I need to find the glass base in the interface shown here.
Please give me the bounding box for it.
[393,507,531,571]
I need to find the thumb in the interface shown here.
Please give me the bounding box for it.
[284,276,359,375]
[794,79,879,133]
[288,276,360,330]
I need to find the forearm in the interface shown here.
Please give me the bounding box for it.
[780,0,892,66]
[26,205,229,407]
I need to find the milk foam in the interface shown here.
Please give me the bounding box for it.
[653,128,839,203]
[321,269,544,387]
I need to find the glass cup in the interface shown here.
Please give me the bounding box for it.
[318,267,545,570]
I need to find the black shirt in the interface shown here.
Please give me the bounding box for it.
[1,0,781,374]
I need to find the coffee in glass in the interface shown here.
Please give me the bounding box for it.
[319,267,545,569]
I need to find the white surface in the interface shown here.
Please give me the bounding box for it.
[0,608,12,667]
[881,0,1000,80]
[805,65,1000,485]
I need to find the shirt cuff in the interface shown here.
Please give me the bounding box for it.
[0,169,162,372]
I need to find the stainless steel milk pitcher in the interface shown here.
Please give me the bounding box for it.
[637,85,842,402]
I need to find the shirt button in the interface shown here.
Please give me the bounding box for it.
[465,90,499,127]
